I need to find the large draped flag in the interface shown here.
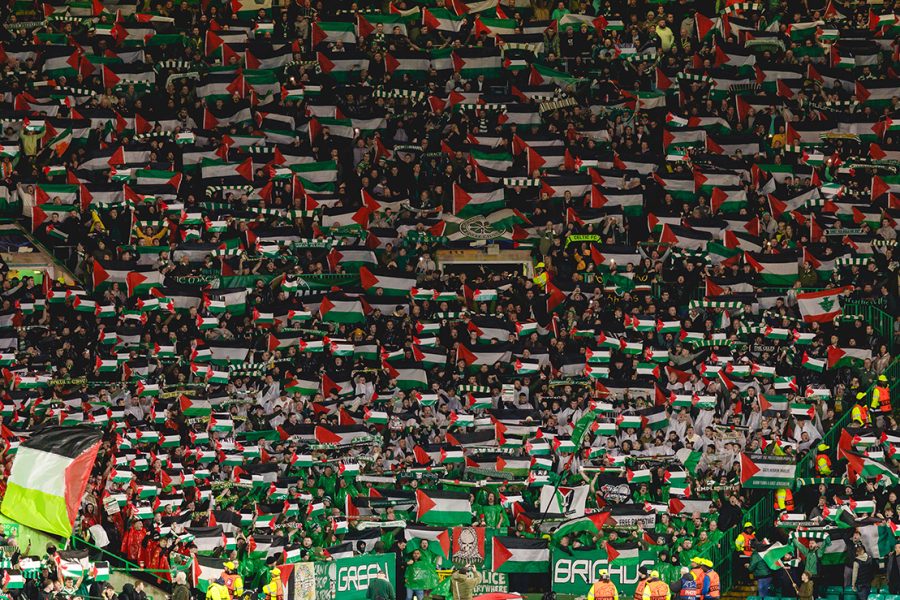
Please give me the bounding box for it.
[1,426,102,536]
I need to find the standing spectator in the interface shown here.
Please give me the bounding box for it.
[886,542,900,595]
[749,544,776,599]
[851,545,875,600]
[450,566,481,600]
[366,570,395,600]
[172,571,191,600]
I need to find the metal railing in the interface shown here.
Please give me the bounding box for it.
[651,283,897,351]
[795,356,900,478]
[700,494,775,596]
[843,300,896,351]
[70,535,173,591]
[744,494,776,539]
[70,535,142,572]
[712,527,738,593]
[795,411,851,479]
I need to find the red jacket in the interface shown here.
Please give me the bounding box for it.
[121,527,146,561]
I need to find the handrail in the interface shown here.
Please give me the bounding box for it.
[795,355,900,479]
[703,495,772,596]
[795,411,851,480]
[843,300,896,351]
[70,535,142,572]
[70,535,174,598]
[651,282,896,351]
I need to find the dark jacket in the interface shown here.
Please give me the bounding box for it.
[852,554,876,587]
[887,551,900,593]
[172,584,191,600]
[749,552,776,579]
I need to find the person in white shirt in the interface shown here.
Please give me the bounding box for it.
[354,375,375,403]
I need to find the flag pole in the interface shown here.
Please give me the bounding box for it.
[535,452,577,529]
[781,562,798,595]
[534,395,607,529]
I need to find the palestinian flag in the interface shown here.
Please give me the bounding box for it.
[793,528,852,565]
[192,555,226,592]
[359,266,415,296]
[231,0,273,18]
[758,543,793,570]
[492,537,549,573]
[415,489,472,526]
[312,21,357,46]
[3,570,25,589]
[1,426,102,536]
[180,396,212,417]
[285,378,318,395]
[384,364,428,391]
[32,205,78,231]
[801,353,825,373]
[404,524,451,557]
[456,344,510,366]
[660,224,712,250]
[551,512,610,539]
[856,80,898,104]
[412,346,446,366]
[363,409,388,425]
[451,47,502,77]
[528,63,581,88]
[452,181,506,215]
[423,8,466,32]
[319,297,366,324]
[827,347,872,369]
[797,287,850,322]
[640,406,668,430]
[55,550,91,579]
[744,251,799,285]
[626,468,651,483]
[845,452,898,484]
[739,453,795,488]
[606,541,640,562]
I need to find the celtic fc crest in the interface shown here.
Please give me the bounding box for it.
[459,216,506,240]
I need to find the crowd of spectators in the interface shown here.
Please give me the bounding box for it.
[0,0,895,598]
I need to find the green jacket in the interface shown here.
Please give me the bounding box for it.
[366,577,396,600]
[749,553,776,579]
[804,538,831,576]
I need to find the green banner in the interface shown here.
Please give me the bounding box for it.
[218,273,360,290]
[218,274,280,288]
[474,571,508,594]
[551,549,656,597]
[315,553,396,600]
[740,454,797,489]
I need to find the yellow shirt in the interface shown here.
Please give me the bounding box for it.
[206,584,229,600]
[656,26,675,51]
